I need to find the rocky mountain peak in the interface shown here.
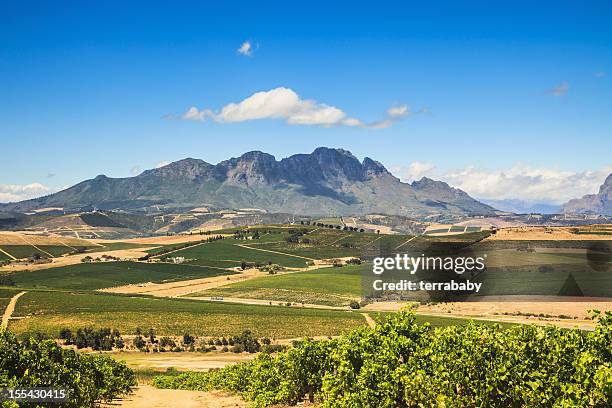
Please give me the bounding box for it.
[142,158,212,180]
[219,151,279,185]
[362,157,390,177]
[599,173,612,194]
[412,177,469,200]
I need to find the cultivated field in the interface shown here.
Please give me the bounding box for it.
[9,261,235,291]
[8,290,367,338]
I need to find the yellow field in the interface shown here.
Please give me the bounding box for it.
[0,231,96,246]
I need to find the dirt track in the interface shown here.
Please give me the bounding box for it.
[188,296,345,310]
[1,291,26,329]
[100,268,264,297]
[362,313,376,328]
[106,386,245,408]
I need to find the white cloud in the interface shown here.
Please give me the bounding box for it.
[387,105,410,118]
[548,81,569,97]
[155,161,170,169]
[392,163,612,204]
[181,107,209,121]
[391,161,436,183]
[130,166,141,176]
[237,41,253,56]
[0,183,54,203]
[172,87,418,129]
[595,71,606,78]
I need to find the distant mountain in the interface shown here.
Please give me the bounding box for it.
[0,147,496,218]
[479,199,561,214]
[562,173,612,215]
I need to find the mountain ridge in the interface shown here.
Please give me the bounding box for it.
[563,173,612,215]
[1,147,496,218]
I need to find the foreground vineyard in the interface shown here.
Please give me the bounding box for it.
[154,311,612,407]
[0,329,135,407]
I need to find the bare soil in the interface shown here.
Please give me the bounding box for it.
[363,296,612,329]
[488,226,612,241]
[104,386,246,408]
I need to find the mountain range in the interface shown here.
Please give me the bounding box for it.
[479,199,561,215]
[0,147,496,218]
[562,173,612,215]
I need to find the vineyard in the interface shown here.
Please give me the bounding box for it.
[0,329,135,407]
[153,310,612,407]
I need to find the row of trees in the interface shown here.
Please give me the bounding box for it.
[300,220,366,233]
[60,327,124,350]
[81,254,119,263]
[54,326,283,355]
[153,310,612,407]
[129,329,271,354]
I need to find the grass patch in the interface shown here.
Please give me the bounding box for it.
[190,266,363,307]
[253,242,361,259]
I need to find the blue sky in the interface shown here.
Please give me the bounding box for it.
[1,1,611,204]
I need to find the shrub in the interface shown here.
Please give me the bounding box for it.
[160,337,176,348]
[133,335,146,350]
[183,333,195,345]
[73,327,121,351]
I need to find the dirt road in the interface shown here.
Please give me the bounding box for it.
[236,244,315,260]
[106,386,245,408]
[1,291,26,329]
[362,313,377,328]
[188,296,346,310]
[100,268,265,297]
